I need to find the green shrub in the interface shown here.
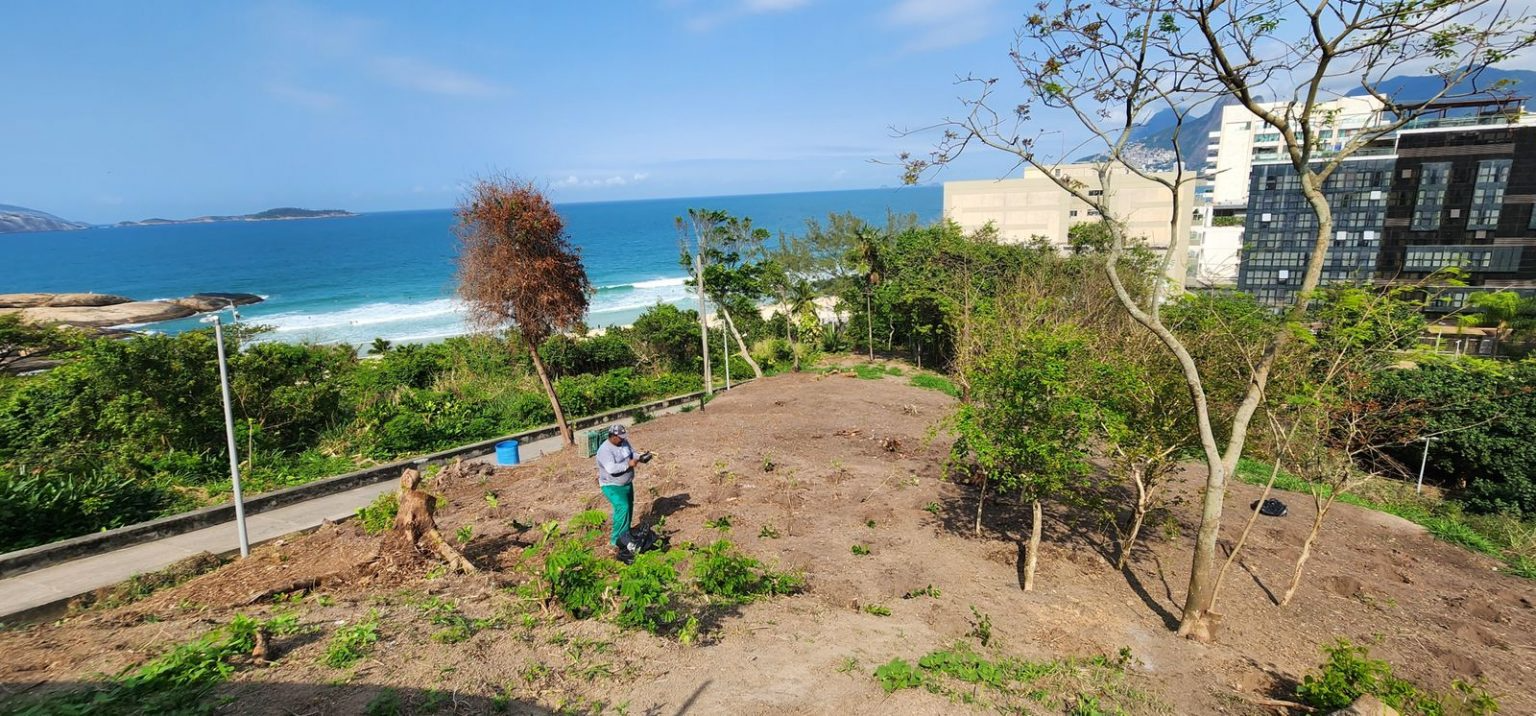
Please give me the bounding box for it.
[544,541,618,619]
[615,551,683,633]
[355,493,398,535]
[0,470,173,552]
[692,540,801,602]
[556,368,645,417]
[1296,639,1497,715]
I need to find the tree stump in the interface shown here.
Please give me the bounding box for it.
[392,467,477,573]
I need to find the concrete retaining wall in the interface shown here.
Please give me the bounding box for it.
[0,388,716,579]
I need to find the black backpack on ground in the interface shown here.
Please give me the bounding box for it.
[614,526,666,564]
[1251,498,1288,517]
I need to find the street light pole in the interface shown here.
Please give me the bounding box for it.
[208,313,251,557]
[1416,436,1434,495]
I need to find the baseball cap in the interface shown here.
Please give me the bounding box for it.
[607,424,627,436]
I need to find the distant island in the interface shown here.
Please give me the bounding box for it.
[0,205,358,234]
[115,207,356,227]
[0,204,91,235]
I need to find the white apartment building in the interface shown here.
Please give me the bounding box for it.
[1202,96,1385,209]
[943,164,1194,289]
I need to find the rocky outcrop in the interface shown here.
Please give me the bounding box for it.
[0,293,133,308]
[4,293,264,328]
[172,293,264,312]
[20,302,198,328]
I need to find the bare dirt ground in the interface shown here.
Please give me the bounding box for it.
[2,363,1534,715]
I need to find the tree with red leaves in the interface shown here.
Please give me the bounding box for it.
[455,178,591,446]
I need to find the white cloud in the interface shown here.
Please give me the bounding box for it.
[266,82,343,110]
[885,0,1001,52]
[254,3,507,100]
[684,0,812,32]
[553,172,653,189]
[371,56,507,98]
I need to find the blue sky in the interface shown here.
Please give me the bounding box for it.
[2,0,1026,223]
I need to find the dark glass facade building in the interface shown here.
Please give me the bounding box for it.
[1235,157,1394,305]
[1235,123,1536,310]
[1379,125,1536,310]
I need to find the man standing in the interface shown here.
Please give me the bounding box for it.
[595,423,639,554]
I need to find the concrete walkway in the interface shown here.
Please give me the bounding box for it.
[0,411,668,623]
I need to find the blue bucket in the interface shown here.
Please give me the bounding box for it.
[495,439,521,466]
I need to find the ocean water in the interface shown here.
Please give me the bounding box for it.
[1,187,940,346]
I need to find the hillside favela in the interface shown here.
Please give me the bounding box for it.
[2,2,1535,715]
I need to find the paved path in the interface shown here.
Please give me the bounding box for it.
[0,408,677,622]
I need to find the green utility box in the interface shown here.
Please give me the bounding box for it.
[585,429,605,458]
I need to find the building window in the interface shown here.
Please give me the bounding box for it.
[1412,162,1451,231]
[1069,210,1078,217]
[1088,189,1103,196]
[1468,158,1511,229]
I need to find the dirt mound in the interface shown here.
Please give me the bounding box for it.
[1,367,1533,715]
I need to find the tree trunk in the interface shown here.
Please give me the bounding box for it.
[1024,499,1042,591]
[974,474,987,537]
[1280,495,1334,606]
[1212,456,1283,606]
[1096,245,1228,641]
[719,304,763,379]
[527,342,573,445]
[865,289,875,361]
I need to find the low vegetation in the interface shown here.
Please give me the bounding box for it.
[872,639,1157,714]
[1296,639,1498,715]
[518,516,801,639]
[1,613,299,715]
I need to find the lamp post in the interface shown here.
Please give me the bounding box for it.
[1416,436,1435,495]
[202,309,250,557]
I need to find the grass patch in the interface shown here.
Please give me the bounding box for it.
[910,374,960,398]
[852,364,887,380]
[1234,457,1535,580]
[872,641,1160,713]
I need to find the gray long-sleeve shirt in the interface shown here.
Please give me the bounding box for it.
[595,438,636,486]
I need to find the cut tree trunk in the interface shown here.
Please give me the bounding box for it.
[974,473,987,537]
[527,343,573,445]
[1116,462,1149,570]
[719,305,763,379]
[1024,499,1042,591]
[393,467,476,573]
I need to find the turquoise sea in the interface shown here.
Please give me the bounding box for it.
[0,187,940,346]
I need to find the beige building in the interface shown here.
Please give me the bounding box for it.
[943,164,1195,288]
